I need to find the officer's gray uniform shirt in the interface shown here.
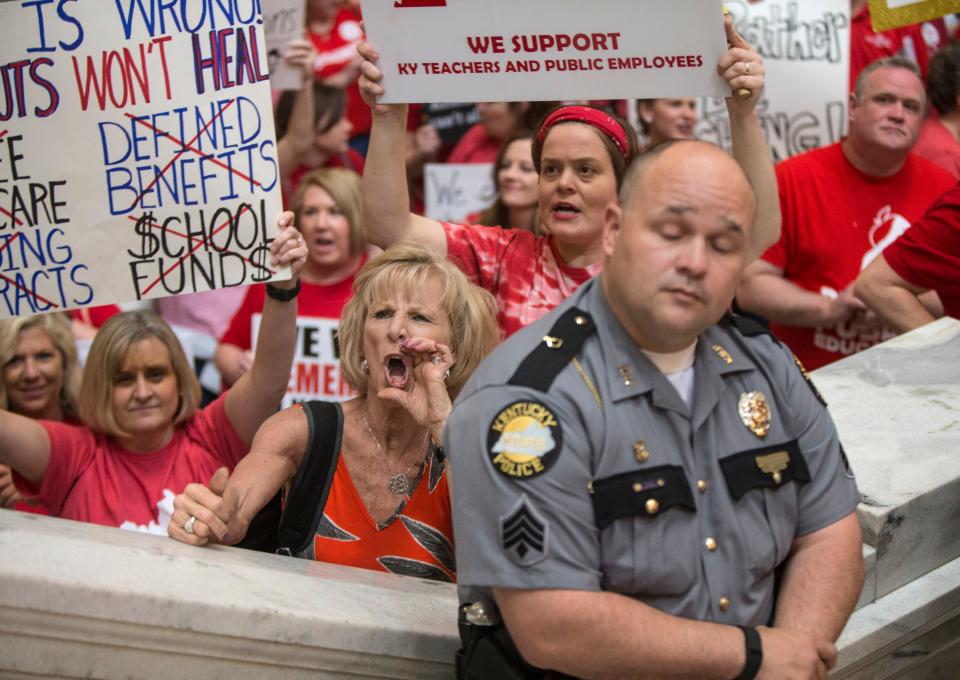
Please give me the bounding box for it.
[446,278,859,627]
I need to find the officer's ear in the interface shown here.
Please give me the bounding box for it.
[602,203,622,258]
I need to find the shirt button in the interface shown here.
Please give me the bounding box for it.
[645,499,659,515]
[697,479,708,493]
[719,596,731,611]
[705,537,718,551]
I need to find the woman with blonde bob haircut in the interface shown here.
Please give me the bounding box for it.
[0,313,81,510]
[0,213,308,533]
[171,242,499,583]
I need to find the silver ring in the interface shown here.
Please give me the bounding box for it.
[744,61,750,74]
[443,368,451,383]
[432,355,441,367]
[184,515,197,535]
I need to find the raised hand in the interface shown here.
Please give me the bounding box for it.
[378,337,455,443]
[718,14,765,113]
[270,211,308,281]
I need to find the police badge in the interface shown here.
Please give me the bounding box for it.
[738,391,771,438]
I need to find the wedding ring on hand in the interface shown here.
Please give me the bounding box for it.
[184,515,198,535]
[743,61,750,74]
[432,355,441,367]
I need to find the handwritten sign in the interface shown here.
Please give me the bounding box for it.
[424,163,495,223]
[0,1,283,320]
[252,314,354,406]
[263,0,305,91]
[869,0,960,32]
[361,0,729,102]
[696,0,851,163]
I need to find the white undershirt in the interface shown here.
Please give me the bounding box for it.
[641,340,698,407]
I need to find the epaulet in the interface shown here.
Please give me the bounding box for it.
[722,312,778,342]
[508,307,596,391]
[791,353,828,407]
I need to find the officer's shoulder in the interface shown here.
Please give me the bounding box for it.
[459,304,597,400]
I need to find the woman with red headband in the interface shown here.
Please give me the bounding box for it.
[359,17,779,338]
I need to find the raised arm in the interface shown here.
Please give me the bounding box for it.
[169,406,308,545]
[223,212,306,445]
[496,588,833,679]
[276,38,319,183]
[718,16,781,261]
[357,41,447,254]
[0,409,52,487]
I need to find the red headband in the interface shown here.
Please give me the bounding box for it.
[536,105,631,162]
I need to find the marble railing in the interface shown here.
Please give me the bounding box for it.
[1,318,958,679]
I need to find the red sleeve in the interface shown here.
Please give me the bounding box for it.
[185,392,250,468]
[447,124,484,164]
[219,285,265,350]
[69,304,122,328]
[13,421,97,516]
[443,221,518,291]
[884,185,960,300]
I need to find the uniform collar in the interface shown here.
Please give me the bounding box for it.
[583,282,757,418]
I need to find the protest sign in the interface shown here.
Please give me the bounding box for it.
[0,1,283,320]
[696,0,851,162]
[424,163,495,223]
[868,0,960,32]
[361,0,730,102]
[263,0,306,90]
[252,314,354,406]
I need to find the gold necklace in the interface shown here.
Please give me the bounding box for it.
[361,412,429,496]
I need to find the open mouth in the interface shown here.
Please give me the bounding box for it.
[552,202,580,219]
[383,354,412,388]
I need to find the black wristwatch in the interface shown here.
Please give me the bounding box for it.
[265,279,301,302]
[735,626,763,680]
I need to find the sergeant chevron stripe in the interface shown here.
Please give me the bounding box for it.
[500,496,550,566]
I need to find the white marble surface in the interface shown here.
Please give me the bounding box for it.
[0,510,459,679]
[834,554,960,679]
[813,317,960,597]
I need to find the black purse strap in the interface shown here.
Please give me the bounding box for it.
[276,400,344,556]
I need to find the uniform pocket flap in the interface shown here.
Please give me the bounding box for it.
[719,440,810,501]
[590,465,695,530]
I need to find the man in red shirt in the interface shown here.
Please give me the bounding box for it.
[855,183,960,333]
[737,57,956,369]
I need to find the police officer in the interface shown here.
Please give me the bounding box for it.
[446,140,864,680]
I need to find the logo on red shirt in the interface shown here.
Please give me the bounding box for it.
[395,0,447,7]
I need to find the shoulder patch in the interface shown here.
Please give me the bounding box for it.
[509,307,595,391]
[500,495,549,566]
[487,400,563,480]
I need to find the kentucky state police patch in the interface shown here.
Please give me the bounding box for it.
[487,400,562,480]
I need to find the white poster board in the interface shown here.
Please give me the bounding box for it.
[696,0,851,162]
[252,314,354,407]
[0,1,283,320]
[263,0,306,91]
[424,163,496,223]
[361,0,730,102]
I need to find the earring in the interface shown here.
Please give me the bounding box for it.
[360,359,368,374]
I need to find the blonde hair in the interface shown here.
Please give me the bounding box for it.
[290,168,365,258]
[79,311,200,437]
[339,242,499,398]
[0,313,80,417]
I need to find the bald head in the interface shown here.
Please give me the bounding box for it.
[601,140,758,352]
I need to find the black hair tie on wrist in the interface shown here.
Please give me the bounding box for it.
[735,626,763,680]
[265,279,301,302]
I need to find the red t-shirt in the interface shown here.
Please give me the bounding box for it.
[884,183,960,320]
[764,143,956,368]
[309,8,370,138]
[913,117,960,179]
[68,304,121,328]
[304,445,454,582]
[447,123,500,164]
[220,272,360,403]
[443,222,599,337]
[13,394,247,533]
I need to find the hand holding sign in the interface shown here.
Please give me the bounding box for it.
[718,14,765,115]
[358,41,399,118]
